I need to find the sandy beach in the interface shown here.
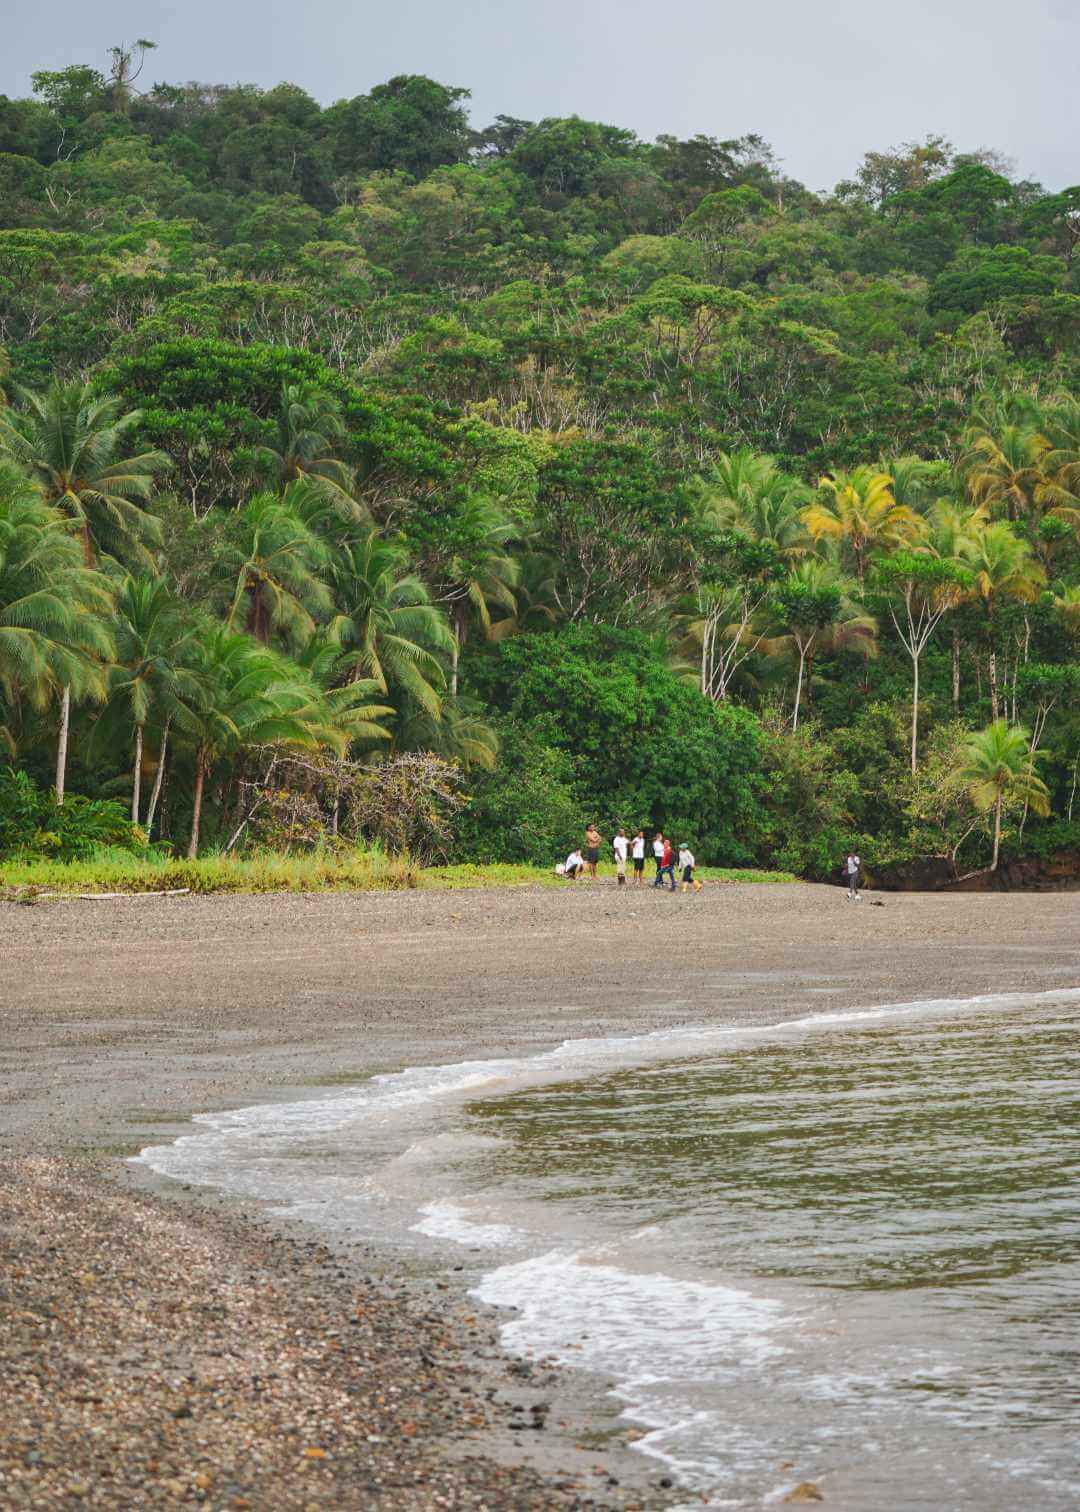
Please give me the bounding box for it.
[2,879,1078,1507]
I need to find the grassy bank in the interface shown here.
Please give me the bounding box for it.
[0,848,796,898]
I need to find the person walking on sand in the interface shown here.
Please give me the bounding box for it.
[652,832,665,886]
[631,829,646,887]
[679,841,701,893]
[612,827,629,886]
[585,823,602,881]
[657,835,677,892]
[845,850,861,902]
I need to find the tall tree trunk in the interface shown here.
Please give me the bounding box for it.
[1010,652,1019,724]
[792,645,807,731]
[245,585,270,644]
[450,602,467,699]
[952,627,961,708]
[55,686,71,806]
[988,650,999,722]
[187,750,207,860]
[910,653,920,775]
[991,791,1002,872]
[144,720,170,838]
[131,724,144,823]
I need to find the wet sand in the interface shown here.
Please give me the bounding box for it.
[2,880,1078,1507]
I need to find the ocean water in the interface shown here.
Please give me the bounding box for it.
[136,989,1080,1508]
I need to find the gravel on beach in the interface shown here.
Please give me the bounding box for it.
[2,881,1078,1509]
[0,1154,661,1510]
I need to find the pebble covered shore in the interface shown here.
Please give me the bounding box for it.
[0,1155,666,1510]
[5,885,1077,1508]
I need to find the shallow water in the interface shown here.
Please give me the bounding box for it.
[136,991,1080,1508]
[461,1003,1080,1504]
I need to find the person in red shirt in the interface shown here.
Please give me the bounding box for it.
[656,835,676,891]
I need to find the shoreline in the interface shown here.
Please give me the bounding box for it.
[3,882,1079,1506]
[2,1151,669,1510]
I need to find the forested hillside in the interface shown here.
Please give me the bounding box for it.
[1,49,1078,878]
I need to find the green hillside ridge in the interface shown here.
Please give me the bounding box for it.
[0,50,1077,882]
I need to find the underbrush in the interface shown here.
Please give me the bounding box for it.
[0,846,413,896]
[0,847,796,897]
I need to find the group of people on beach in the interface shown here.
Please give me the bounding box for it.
[558,829,865,899]
[559,825,702,893]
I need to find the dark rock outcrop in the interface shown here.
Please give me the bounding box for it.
[868,850,1080,893]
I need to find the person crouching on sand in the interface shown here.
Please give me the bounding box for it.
[564,847,584,880]
[632,829,646,886]
[612,826,628,886]
[679,842,701,892]
[585,823,602,881]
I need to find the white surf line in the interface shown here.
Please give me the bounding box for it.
[132,984,1080,1193]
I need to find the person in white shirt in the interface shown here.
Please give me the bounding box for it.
[612,828,629,886]
[845,851,861,901]
[652,832,665,886]
[678,843,701,893]
[564,848,584,880]
[631,830,646,886]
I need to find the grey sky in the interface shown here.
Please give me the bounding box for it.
[3,0,1078,192]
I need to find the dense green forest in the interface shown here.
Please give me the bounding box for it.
[1,46,1078,879]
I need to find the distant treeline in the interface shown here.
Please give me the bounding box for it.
[0,48,1077,875]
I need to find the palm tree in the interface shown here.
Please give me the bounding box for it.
[959,522,1045,719]
[488,549,559,638]
[428,497,519,696]
[0,381,170,567]
[1042,397,1080,481]
[769,558,877,729]
[241,384,361,518]
[182,630,329,858]
[0,380,170,799]
[1052,582,1080,636]
[802,467,920,586]
[695,449,810,558]
[924,497,988,706]
[0,463,114,761]
[95,576,200,823]
[328,530,452,719]
[959,719,1050,872]
[290,635,395,751]
[960,413,1048,523]
[961,400,1080,554]
[224,492,333,648]
[396,696,499,771]
[883,455,949,514]
[1035,397,1080,538]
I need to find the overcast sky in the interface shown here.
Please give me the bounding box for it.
[4,0,1078,192]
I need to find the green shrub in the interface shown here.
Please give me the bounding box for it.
[453,721,582,864]
[0,767,146,861]
[755,721,863,879]
[469,627,765,864]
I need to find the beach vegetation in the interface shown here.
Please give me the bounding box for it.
[0,49,1077,887]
